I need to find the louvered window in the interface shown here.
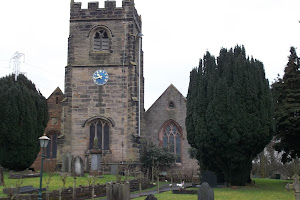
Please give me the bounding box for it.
[94,30,109,51]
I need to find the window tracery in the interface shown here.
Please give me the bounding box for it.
[161,122,182,163]
[89,120,110,150]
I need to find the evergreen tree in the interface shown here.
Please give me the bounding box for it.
[271,47,300,163]
[0,74,48,170]
[186,45,274,185]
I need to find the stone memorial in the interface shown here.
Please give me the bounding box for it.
[106,182,130,200]
[89,137,102,175]
[84,153,90,172]
[62,152,72,173]
[111,164,119,175]
[197,182,214,200]
[201,171,217,188]
[286,174,300,200]
[73,156,84,176]
[0,166,4,186]
[145,194,157,200]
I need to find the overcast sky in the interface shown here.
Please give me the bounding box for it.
[0,0,299,109]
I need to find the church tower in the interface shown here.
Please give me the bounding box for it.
[58,0,144,169]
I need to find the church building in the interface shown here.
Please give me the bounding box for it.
[33,0,198,176]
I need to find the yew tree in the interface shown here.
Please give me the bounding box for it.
[186,46,274,185]
[271,47,300,163]
[0,74,48,170]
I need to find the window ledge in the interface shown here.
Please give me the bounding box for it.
[90,50,111,55]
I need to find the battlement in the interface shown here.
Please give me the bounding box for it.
[70,0,140,23]
[71,0,134,11]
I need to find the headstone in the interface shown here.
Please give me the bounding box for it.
[84,154,90,172]
[201,171,217,188]
[111,164,119,175]
[106,182,130,200]
[73,156,84,176]
[62,152,72,173]
[197,182,214,200]
[0,166,4,186]
[90,148,102,175]
[145,194,157,200]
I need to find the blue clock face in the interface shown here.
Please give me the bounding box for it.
[93,69,108,85]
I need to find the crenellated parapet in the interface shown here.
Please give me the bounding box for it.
[70,0,140,25]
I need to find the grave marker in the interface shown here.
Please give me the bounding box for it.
[197,182,214,200]
[73,156,84,176]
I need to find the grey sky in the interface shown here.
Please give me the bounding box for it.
[0,0,299,109]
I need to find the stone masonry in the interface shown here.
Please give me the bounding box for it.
[143,84,198,175]
[58,0,144,168]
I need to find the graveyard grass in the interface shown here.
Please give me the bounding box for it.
[132,179,295,200]
[0,173,295,200]
[0,171,133,198]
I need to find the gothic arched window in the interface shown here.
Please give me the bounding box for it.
[93,30,109,51]
[89,120,110,150]
[161,122,182,163]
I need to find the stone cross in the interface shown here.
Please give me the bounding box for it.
[197,182,214,200]
[285,175,300,200]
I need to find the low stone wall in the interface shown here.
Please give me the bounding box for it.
[0,178,151,200]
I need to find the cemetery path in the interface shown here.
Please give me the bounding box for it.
[130,183,192,199]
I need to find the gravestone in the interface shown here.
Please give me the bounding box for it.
[111,164,119,175]
[0,166,4,186]
[62,152,72,173]
[84,153,90,172]
[145,194,157,200]
[106,182,130,200]
[89,138,102,175]
[201,171,217,188]
[73,156,84,176]
[198,182,214,200]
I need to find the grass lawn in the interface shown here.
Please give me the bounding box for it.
[0,171,132,198]
[132,179,295,200]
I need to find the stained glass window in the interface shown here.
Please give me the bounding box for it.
[90,120,110,150]
[161,122,182,163]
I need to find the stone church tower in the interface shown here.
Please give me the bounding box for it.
[58,0,144,170]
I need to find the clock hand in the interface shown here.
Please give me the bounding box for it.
[94,74,102,79]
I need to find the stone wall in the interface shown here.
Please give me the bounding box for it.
[143,84,199,175]
[31,88,64,172]
[60,0,144,168]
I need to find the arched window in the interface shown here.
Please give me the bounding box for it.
[46,131,59,159]
[161,122,182,163]
[89,120,110,150]
[93,30,109,51]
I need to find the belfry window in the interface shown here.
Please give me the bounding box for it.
[89,120,110,150]
[161,122,182,163]
[94,30,109,51]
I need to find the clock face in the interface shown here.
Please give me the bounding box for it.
[93,69,109,85]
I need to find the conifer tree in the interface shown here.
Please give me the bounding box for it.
[0,74,48,170]
[272,47,300,163]
[186,45,274,185]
